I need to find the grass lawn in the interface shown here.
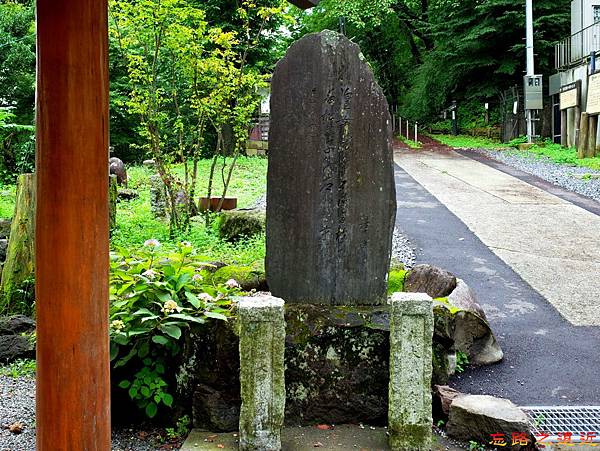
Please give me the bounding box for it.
[396,135,422,149]
[432,134,600,171]
[1,156,269,265]
[432,134,509,150]
[0,184,16,218]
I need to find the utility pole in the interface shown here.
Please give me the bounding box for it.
[525,0,535,143]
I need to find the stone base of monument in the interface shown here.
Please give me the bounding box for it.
[175,290,501,432]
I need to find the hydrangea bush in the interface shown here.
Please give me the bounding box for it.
[109,239,240,418]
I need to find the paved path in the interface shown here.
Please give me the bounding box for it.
[392,142,600,405]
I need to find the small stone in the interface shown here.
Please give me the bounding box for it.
[0,218,11,239]
[143,159,156,167]
[8,422,24,434]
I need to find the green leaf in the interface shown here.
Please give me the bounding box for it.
[109,342,119,361]
[140,386,151,397]
[118,380,131,389]
[185,291,201,309]
[156,291,172,302]
[133,308,156,317]
[162,393,174,407]
[128,387,138,399]
[138,342,150,358]
[152,335,169,345]
[160,324,182,340]
[176,273,192,291]
[169,313,205,324]
[204,311,228,321]
[145,402,158,418]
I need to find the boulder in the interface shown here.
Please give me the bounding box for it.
[447,395,534,449]
[109,157,127,187]
[433,301,503,366]
[117,188,139,201]
[143,159,156,167]
[0,219,11,239]
[405,264,457,298]
[0,239,7,262]
[0,334,35,362]
[0,315,35,335]
[448,278,487,320]
[216,209,265,242]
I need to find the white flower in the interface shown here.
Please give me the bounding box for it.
[161,299,179,314]
[142,269,157,279]
[198,293,214,302]
[144,239,161,248]
[192,273,203,282]
[225,279,240,289]
[180,241,192,249]
[110,320,125,331]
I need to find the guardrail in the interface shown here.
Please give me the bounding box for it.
[556,22,600,70]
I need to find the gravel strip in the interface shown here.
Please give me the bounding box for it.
[0,375,180,451]
[468,148,600,202]
[253,195,415,269]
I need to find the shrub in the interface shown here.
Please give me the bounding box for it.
[109,240,241,418]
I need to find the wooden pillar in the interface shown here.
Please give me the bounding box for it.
[578,112,589,159]
[36,1,110,450]
[561,109,568,147]
[588,115,598,158]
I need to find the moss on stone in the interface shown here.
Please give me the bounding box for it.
[211,262,266,292]
[216,209,265,242]
[387,269,407,294]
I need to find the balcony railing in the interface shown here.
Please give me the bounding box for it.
[555,22,600,70]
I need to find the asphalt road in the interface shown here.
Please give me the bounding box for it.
[393,162,600,406]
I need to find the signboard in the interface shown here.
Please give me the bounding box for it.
[559,81,580,110]
[587,73,600,114]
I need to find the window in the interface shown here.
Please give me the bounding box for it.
[594,5,600,24]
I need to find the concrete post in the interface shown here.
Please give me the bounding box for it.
[561,109,568,147]
[388,292,434,451]
[239,295,286,451]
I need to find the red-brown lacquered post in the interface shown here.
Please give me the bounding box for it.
[36,1,110,449]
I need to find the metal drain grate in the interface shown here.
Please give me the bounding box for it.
[522,406,600,443]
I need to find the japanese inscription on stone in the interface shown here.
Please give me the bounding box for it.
[266,30,396,305]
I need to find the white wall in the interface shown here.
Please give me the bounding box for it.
[572,0,600,33]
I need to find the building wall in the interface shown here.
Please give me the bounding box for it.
[571,0,600,34]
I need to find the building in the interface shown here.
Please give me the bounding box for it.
[551,0,600,146]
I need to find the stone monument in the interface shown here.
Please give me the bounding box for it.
[266,30,396,305]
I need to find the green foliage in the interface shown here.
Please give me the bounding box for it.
[468,440,486,451]
[433,134,509,150]
[0,2,36,183]
[296,0,570,124]
[110,159,267,264]
[387,269,407,294]
[0,358,36,378]
[518,140,600,171]
[109,241,240,418]
[166,415,191,440]
[1,276,35,317]
[455,350,469,373]
[396,135,422,149]
[0,183,16,218]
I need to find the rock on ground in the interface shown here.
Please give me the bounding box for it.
[447,394,534,450]
[405,264,457,298]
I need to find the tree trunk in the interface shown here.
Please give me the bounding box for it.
[1,173,36,312]
[578,112,589,159]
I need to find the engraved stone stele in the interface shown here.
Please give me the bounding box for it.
[388,292,434,451]
[266,30,396,305]
[238,296,285,451]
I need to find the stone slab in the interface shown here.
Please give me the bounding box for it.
[181,426,463,451]
[267,30,396,305]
